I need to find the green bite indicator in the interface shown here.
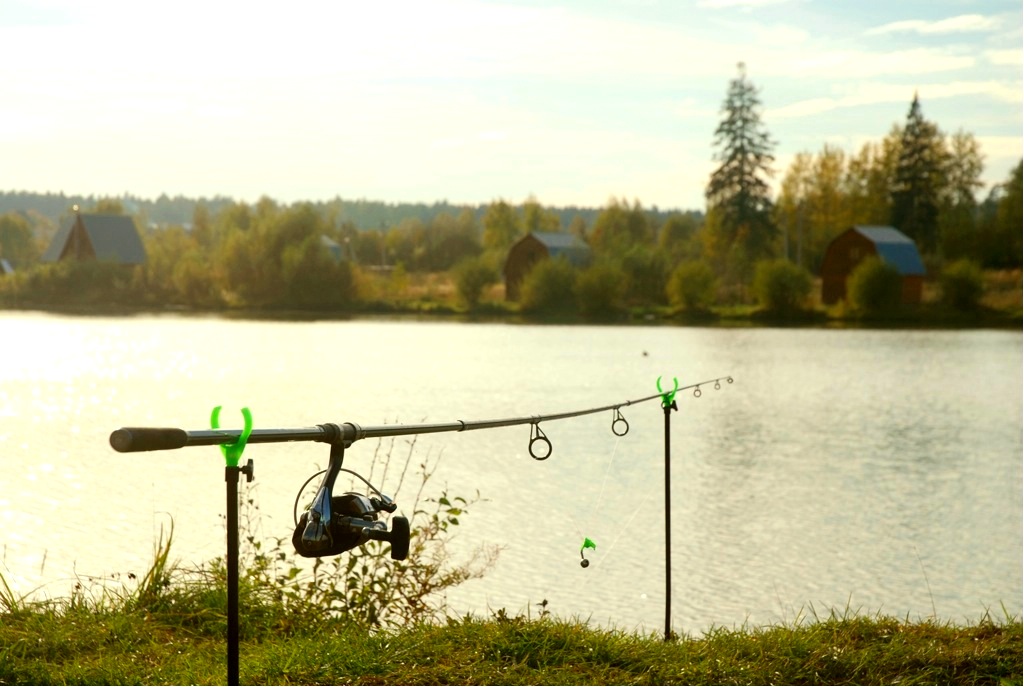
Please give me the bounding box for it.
[580,537,596,568]
[210,406,252,467]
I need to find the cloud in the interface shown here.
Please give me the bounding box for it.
[769,79,1022,120]
[697,0,795,8]
[866,14,1001,36]
[772,47,975,79]
[986,49,1022,66]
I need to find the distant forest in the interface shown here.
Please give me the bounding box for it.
[0,190,693,233]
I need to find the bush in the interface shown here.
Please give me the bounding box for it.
[453,256,497,308]
[574,262,625,316]
[666,260,717,311]
[242,436,498,629]
[847,257,902,313]
[620,245,669,305]
[752,259,812,314]
[940,259,984,311]
[282,237,358,308]
[519,258,577,314]
[0,260,143,308]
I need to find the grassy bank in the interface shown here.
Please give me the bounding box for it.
[3,528,1018,686]
[1,518,1020,685]
[1,599,1019,685]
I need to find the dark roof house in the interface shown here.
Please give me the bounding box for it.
[504,231,591,301]
[41,213,146,265]
[820,225,926,305]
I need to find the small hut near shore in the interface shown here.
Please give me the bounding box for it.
[41,212,146,265]
[820,225,925,305]
[504,231,591,301]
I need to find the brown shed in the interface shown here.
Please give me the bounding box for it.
[504,231,590,301]
[820,226,925,305]
[41,212,146,265]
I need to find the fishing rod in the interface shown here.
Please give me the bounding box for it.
[109,374,733,684]
[109,376,732,456]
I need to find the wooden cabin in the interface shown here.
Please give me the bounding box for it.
[820,226,925,305]
[41,213,146,265]
[504,231,591,301]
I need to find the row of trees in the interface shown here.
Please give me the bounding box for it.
[0,195,703,311]
[0,64,1018,316]
[704,62,1021,289]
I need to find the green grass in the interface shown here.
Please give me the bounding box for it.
[1,587,1019,685]
[2,487,1019,685]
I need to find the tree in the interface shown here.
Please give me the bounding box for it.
[518,257,576,314]
[423,211,480,271]
[804,145,850,268]
[891,94,946,254]
[657,212,701,262]
[666,260,717,311]
[574,261,625,316]
[705,62,777,264]
[619,244,669,305]
[775,146,850,270]
[844,133,899,226]
[977,160,1023,268]
[282,235,357,308]
[775,151,812,265]
[939,130,985,259]
[521,196,561,234]
[588,198,651,255]
[92,198,125,214]
[482,200,521,251]
[0,212,39,265]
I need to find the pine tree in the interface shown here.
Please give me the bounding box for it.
[891,94,946,254]
[705,62,777,264]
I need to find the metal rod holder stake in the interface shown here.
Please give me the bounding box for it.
[663,399,677,642]
[225,458,252,687]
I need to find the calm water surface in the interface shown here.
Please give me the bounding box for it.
[1,313,1020,633]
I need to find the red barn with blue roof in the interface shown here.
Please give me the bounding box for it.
[820,226,926,305]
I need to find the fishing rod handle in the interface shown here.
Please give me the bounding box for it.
[109,425,341,452]
[110,427,189,453]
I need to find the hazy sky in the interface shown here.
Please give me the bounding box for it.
[2,0,1020,212]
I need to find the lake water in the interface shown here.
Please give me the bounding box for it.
[1,312,1021,634]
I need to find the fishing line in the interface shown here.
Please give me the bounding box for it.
[587,433,623,531]
[594,497,647,566]
[570,432,622,570]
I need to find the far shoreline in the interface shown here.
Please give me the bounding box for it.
[3,301,1021,331]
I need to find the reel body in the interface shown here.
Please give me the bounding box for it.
[293,490,410,560]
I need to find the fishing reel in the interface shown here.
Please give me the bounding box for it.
[293,491,410,560]
[292,442,410,560]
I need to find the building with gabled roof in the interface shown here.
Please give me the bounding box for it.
[504,231,591,301]
[820,225,926,305]
[41,213,146,265]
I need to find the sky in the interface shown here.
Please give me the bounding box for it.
[1,0,1020,212]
